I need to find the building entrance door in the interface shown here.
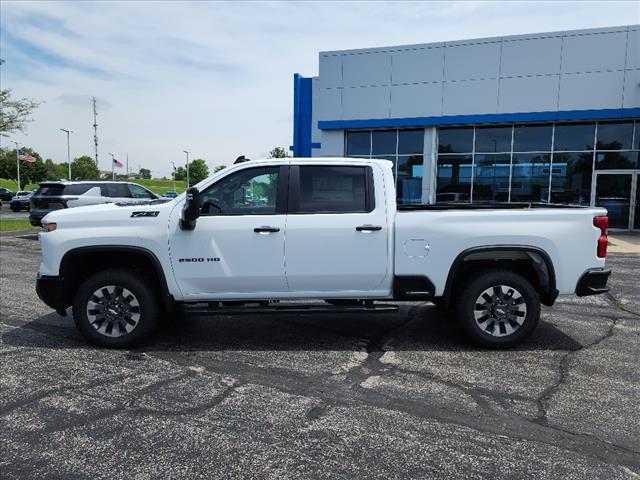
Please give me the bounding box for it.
[594,172,639,230]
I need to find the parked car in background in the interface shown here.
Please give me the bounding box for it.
[9,190,35,211]
[29,181,165,226]
[164,191,179,199]
[0,187,16,201]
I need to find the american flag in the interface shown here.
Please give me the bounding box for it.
[18,150,36,163]
[113,158,124,168]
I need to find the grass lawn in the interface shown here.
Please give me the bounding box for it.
[0,218,40,232]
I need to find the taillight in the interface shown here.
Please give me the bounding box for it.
[594,216,608,258]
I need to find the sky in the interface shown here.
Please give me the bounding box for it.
[1,1,639,178]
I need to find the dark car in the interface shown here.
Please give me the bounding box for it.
[0,187,15,201]
[29,181,162,226]
[9,190,34,211]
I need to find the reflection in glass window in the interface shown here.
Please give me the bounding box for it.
[513,124,553,152]
[474,127,512,153]
[372,130,397,155]
[596,122,633,150]
[553,123,595,151]
[550,152,593,205]
[397,155,423,205]
[398,130,424,154]
[438,128,474,153]
[595,151,639,170]
[346,131,371,156]
[297,166,368,213]
[472,154,511,202]
[510,154,551,203]
[436,155,472,202]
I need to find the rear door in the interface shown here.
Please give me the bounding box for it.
[284,164,390,294]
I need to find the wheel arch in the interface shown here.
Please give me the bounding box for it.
[59,246,173,309]
[442,246,558,308]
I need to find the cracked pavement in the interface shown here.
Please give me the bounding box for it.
[1,233,639,479]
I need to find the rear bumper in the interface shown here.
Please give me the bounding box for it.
[36,274,68,311]
[575,268,611,297]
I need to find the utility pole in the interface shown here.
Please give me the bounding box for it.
[126,152,129,177]
[60,128,73,180]
[109,153,115,180]
[12,141,20,190]
[92,97,99,167]
[183,150,190,187]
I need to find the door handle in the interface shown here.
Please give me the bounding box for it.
[254,226,280,234]
[356,225,382,232]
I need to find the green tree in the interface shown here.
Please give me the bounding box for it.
[0,147,46,188]
[71,155,100,180]
[139,168,151,179]
[174,166,186,181]
[268,147,289,159]
[213,165,226,173]
[188,159,209,184]
[0,60,41,137]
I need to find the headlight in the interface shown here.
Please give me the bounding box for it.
[42,222,57,232]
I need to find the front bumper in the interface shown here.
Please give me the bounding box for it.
[36,274,69,312]
[575,268,611,297]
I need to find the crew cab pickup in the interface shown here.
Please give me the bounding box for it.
[36,158,611,348]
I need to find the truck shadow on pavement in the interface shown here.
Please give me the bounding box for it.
[3,304,583,353]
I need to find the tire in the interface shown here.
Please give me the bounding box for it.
[454,270,540,348]
[72,268,160,348]
[10,205,20,212]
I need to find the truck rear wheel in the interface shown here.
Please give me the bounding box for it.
[72,268,159,348]
[454,270,540,348]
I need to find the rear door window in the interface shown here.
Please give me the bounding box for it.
[293,166,372,213]
[63,184,100,196]
[35,185,65,196]
[128,184,154,199]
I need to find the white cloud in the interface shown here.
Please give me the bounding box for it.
[1,0,638,176]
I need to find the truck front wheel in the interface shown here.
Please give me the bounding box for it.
[72,268,160,348]
[455,270,540,348]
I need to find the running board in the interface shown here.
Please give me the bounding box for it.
[182,302,399,316]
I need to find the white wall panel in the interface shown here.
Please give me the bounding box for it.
[561,32,627,73]
[342,86,389,119]
[626,29,640,69]
[623,69,640,108]
[442,79,499,116]
[317,88,342,121]
[390,83,442,118]
[343,53,391,87]
[391,48,444,84]
[317,130,344,157]
[318,55,342,88]
[559,71,624,110]
[444,42,500,80]
[501,37,562,76]
[498,75,559,113]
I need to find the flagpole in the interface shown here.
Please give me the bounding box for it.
[109,153,115,180]
[13,141,20,190]
[126,153,129,177]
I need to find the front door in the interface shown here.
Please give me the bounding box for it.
[170,165,288,298]
[284,164,389,294]
[594,172,639,230]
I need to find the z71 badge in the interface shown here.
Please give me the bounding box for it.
[131,211,160,218]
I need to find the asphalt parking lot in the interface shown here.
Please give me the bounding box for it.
[1,233,639,479]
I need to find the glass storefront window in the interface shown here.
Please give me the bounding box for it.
[397,155,423,205]
[553,123,595,151]
[372,130,397,155]
[438,128,474,153]
[595,151,639,170]
[513,124,553,152]
[472,154,511,202]
[596,121,634,150]
[510,153,551,203]
[346,131,371,156]
[398,130,424,154]
[550,152,593,205]
[474,127,512,153]
[436,155,472,202]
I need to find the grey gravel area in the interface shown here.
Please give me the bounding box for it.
[0,234,639,479]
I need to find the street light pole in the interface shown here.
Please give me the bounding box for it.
[183,150,190,187]
[60,128,73,180]
[12,141,20,190]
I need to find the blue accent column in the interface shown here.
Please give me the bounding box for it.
[291,73,313,157]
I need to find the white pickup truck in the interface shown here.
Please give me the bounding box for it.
[36,158,611,349]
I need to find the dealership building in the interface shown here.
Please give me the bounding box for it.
[291,25,640,230]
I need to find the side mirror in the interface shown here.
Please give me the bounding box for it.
[180,187,202,230]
